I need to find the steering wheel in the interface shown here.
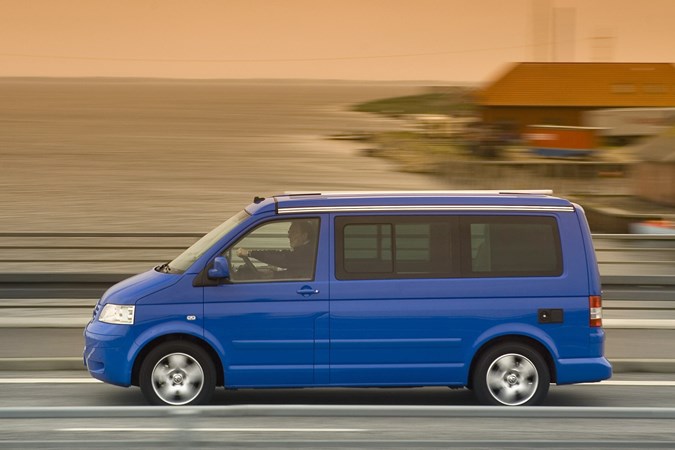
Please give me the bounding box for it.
[240,254,259,273]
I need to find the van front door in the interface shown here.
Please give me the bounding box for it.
[203,217,328,387]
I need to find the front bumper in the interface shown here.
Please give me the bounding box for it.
[83,321,134,387]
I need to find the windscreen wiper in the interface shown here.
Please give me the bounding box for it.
[155,262,171,273]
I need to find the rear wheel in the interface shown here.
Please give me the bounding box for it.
[472,343,549,406]
[139,341,216,406]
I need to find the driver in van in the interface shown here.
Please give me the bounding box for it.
[236,220,316,279]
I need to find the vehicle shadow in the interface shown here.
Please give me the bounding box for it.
[211,386,478,406]
[101,384,609,407]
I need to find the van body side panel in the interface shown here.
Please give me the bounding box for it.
[329,281,467,386]
[204,288,328,387]
[329,211,604,387]
[329,280,589,386]
[574,204,603,296]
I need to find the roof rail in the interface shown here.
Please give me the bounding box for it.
[281,190,553,196]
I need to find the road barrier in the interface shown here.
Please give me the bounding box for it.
[0,232,672,300]
[0,233,672,373]
[0,232,673,317]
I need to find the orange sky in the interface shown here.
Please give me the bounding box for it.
[1,0,674,83]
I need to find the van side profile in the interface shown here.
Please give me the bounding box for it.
[84,191,612,406]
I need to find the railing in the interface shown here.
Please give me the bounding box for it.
[1,231,673,269]
[0,233,672,373]
[0,232,672,301]
[592,234,675,306]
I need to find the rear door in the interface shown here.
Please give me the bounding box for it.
[328,214,466,386]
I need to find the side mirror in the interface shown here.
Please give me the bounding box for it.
[208,256,231,279]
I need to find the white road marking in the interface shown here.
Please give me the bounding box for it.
[59,427,367,432]
[0,378,101,383]
[62,428,177,432]
[582,380,675,387]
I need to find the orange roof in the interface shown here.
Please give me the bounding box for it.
[479,62,675,107]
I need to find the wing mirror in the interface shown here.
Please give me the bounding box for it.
[208,256,231,279]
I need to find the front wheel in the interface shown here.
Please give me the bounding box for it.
[472,343,550,406]
[139,341,216,406]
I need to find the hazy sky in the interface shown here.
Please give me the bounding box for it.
[1,0,674,83]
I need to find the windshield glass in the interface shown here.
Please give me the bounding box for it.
[168,209,250,273]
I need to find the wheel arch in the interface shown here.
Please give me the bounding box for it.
[131,333,224,387]
[468,334,557,389]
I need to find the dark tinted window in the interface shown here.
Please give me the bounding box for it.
[462,216,562,277]
[336,216,456,280]
[343,223,393,274]
[336,214,563,280]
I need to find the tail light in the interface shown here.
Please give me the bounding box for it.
[589,295,602,327]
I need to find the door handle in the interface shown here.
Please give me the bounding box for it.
[296,286,319,297]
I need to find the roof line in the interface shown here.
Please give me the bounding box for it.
[277,205,575,214]
[279,190,554,197]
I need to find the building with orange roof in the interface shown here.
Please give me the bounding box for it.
[478,62,675,133]
[633,126,675,207]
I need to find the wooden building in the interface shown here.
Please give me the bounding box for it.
[478,62,675,133]
[633,127,675,207]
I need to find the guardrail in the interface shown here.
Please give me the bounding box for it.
[592,234,675,306]
[0,233,672,373]
[1,232,673,267]
[0,233,672,300]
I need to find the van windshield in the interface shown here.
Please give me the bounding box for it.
[167,210,250,273]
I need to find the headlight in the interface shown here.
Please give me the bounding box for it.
[98,304,135,325]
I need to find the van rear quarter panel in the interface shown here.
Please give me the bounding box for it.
[329,211,593,386]
[574,204,602,296]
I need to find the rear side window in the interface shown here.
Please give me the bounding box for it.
[335,214,563,280]
[336,216,457,280]
[461,216,562,277]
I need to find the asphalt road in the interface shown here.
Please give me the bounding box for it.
[0,374,674,407]
[0,377,674,449]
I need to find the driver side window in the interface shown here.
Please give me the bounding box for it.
[225,218,319,283]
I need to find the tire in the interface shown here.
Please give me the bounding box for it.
[472,342,550,406]
[139,341,216,406]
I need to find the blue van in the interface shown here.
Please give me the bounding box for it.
[84,191,611,406]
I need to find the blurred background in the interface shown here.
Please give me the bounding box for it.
[1,0,674,234]
[0,0,674,422]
